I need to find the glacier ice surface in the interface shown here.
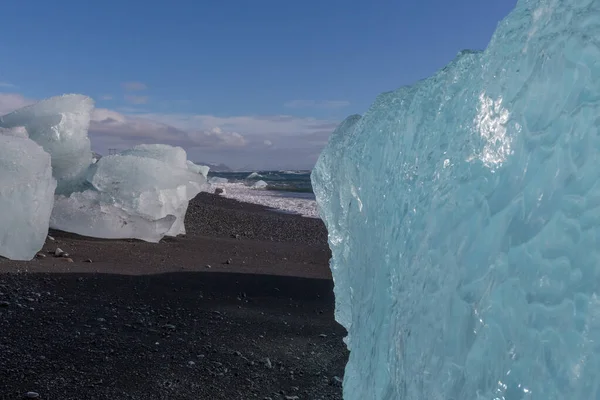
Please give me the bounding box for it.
[311,0,600,399]
[0,135,56,260]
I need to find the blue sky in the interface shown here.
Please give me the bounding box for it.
[0,0,517,170]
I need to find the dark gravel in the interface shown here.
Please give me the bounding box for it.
[0,192,346,399]
[186,193,328,246]
[0,272,347,399]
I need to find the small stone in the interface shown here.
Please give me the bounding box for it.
[319,334,328,338]
[54,248,64,257]
[47,235,55,241]
[187,361,196,367]
[35,253,46,259]
[263,357,272,369]
[24,392,40,399]
[84,259,93,263]
[62,258,74,263]
[225,258,232,265]
[0,301,9,307]
[61,253,70,258]
[163,324,176,330]
[205,264,211,269]
[285,396,299,400]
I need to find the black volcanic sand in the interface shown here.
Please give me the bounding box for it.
[0,193,347,399]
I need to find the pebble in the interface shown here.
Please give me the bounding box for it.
[47,235,55,241]
[263,357,273,369]
[205,264,212,269]
[0,301,9,307]
[24,392,40,399]
[54,248,64,257]
[62,258,74,263]
[35,253,46,259]
[84,259,93,263]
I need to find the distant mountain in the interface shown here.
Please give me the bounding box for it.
[195,162,232,172]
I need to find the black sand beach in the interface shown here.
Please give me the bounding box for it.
[0,193,347,399]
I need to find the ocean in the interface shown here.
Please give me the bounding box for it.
[206,170,319,218]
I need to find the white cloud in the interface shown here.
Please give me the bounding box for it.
[0,93,33,114]
[122,81,147,91]
[0,93,339,170]
[0,82,16,89]
[139,112,340,137]
[284,99,350,109]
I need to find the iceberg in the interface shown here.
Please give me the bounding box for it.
[0,95,208,258]
[50,190,176,243]
[0,94,94,194]
[252,180,268,189]
[119,143,188,169]
[186,160,210,178]
[86,153,206,237]
[0,135,56,260]
[312,0,600,399]
[49,151,205,241]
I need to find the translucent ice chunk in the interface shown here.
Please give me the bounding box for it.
[252,180,267,189]
[0,94,94,194]
[186,160,210,178]
[119,144,188,169]
[312,1,600,399]
[88,154,206,236]
[0,135,56,260]
[50,190,176,243]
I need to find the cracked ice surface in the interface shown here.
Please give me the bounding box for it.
[312,0,600,399]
